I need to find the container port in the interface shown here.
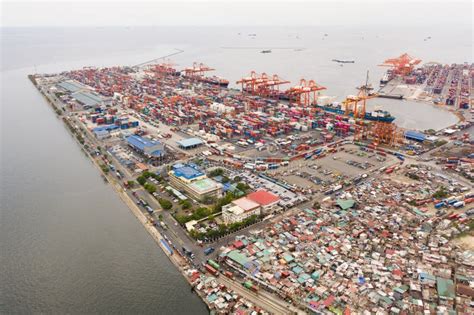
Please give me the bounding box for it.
[378,54,473,110]
[30,56,473,314]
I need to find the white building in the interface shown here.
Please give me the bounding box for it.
[222,197,261,224]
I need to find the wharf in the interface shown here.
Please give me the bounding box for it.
[33,77,302,315]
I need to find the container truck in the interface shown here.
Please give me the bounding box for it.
[204,264,218,276]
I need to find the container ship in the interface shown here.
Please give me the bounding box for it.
[200,76,229,88]
[316,103,396,122]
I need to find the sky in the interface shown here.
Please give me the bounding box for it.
[1,0,472,27]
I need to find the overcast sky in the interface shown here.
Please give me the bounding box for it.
[1,0,472,27]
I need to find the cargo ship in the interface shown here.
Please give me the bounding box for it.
[200,76,229,88]
[317,103,396,122]
[332,59,355,64]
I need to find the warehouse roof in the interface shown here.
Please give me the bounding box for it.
[126,135,161,151]
[227,250,250,267]
[72,91,103,106]
[247,190,280,206]
[57,80,86,93]
[172,163,205,180]
[93,124,119,132]
[405,130,426,142]
[177,137,204,148]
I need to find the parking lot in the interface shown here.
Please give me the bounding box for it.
[269,144,398,191]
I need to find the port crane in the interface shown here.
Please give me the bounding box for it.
[286,79,326,107]
[254,74,290,98]
[379,53,421,76]
[183,62,215,78]
[237,71,269,95]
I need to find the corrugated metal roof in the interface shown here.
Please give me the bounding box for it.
[405,130,426,141]
[177,137,204,148]
[72,91,102,106]
[126,135,161,151]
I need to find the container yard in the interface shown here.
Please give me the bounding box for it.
[378,54,473,110]
[30,56,473,315]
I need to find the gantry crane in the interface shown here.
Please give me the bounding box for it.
[254,74,290,98]
[286,79,326,107]
[237,71,269,95]
[379,53,421,76]
[183,62,215,78]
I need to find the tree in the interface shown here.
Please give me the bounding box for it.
[127,180,136,188]
[180,199,192,210]
[144,183,156,194]
[136,176,146,186]
[158,198,173,210]
[313,201,321,209]
[433,187,448,199]
[209,168,224,177]
[236,182,250,192]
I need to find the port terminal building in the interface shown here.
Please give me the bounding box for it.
[125,135,165,158]
[168,163,222,201]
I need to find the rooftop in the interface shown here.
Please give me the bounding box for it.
[126,135,161,150]
[247,190,280,206]
[232,197,260,211]
[189,178,221,193]
[172,163,205,180]
[57,80,87,93]
[71,91,103,106]
[177,137,204,148]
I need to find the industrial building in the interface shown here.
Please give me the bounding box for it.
[168,163,222,201]
[125,135,165,158]
[177,137,204,150]
[404,130,426,142]
[222,197,261,224]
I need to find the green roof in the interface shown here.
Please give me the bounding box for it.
[336,199,355,210]
[227,250,249,267]
[437,277,455,299]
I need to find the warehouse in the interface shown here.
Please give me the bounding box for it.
[125,135,165,157]
[177,137,204,150]
[57,80,88,93]
[168,163,222,201]
[71,91,103,107]
[404,130,426,142]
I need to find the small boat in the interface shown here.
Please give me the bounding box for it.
[332,59,355,64]
[261,50,272,54]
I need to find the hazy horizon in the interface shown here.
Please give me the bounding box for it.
[1,1,472,28]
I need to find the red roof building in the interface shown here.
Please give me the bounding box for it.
[246,190,280,208]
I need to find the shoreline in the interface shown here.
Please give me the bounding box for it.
[30,75,214,312]
[30,75,303,314]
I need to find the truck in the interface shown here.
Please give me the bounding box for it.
[204,264,218,276]
[208,259,220,270]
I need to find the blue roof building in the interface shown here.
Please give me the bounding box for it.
[172,163,205,180]
[405,130,426,142]
[126,135,165,157]
[177,137,204,149]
